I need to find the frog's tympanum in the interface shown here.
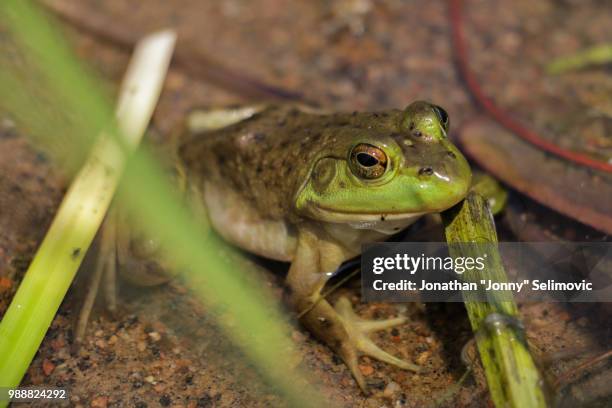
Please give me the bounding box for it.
[95,102,472,392]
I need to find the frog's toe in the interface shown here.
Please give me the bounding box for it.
[334,296,421,373]
[75,209,118,345]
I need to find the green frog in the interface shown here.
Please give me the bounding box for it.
[80,101,472,393]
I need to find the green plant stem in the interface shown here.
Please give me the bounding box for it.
[546,43,612,75]
[0,29,176,401]
[441,193,548,408]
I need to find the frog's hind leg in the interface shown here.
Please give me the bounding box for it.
[288,227,420,393]
[186,105,266,133]
[75,203,178,345]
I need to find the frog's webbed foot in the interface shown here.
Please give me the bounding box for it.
[75,207,118,345]
[288,228,420,393]
[333,296,421,375]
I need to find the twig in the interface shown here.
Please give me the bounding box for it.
[553,349,612,390]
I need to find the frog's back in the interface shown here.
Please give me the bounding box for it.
[177,105,403,221]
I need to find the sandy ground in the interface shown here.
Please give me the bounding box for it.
[1,0,611,406]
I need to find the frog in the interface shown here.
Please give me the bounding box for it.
[78,101,472,393]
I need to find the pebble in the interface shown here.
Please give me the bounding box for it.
[0,277,12,290]
[358,364,374,376]
[383,381,401,398]
[416,351,431,365]
[148,331,162,342]
[50,337,66,351]
[90,396,108,408]
[291,330,305,342]
[42,359,55,376]
[576,317,589,327]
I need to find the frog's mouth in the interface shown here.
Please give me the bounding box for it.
[308,204,427,224]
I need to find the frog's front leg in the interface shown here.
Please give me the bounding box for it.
[287,227,421,393]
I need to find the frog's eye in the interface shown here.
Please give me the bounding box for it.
[432,105,450,133]
[349,143,387,179]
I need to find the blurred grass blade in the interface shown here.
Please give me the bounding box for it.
[0,25,176,399]
[0,1,324,406]
[546,43,612,75]
[0,0,116,173]
[442,193,548,408]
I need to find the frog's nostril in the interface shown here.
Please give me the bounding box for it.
[447,151,456,159]
[418,167,434,176]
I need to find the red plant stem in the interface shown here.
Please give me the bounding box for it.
[449,0,612,173]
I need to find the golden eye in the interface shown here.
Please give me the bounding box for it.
[349,143,387,179]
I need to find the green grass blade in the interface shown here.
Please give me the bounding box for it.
[0,26,176,401]
[546,43,612,75]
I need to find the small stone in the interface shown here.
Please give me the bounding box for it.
[159,394,171,406]
[94,330,104,337]
[0,277,12,290]
[144,376,156,384]
[558,312,571,321]
[42,359,55,376]
[90,396,108,408]
[148,331,162,342]
[291,330,305,342]
[173,283,188,295]
[1,117,15,128]
[108,335,118,345]
[416,351,431,365]
[358,364,374,376]
[383,381,401,398]
[50,337,66,351]
[95,339,106,349]
[137,341,147,352]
